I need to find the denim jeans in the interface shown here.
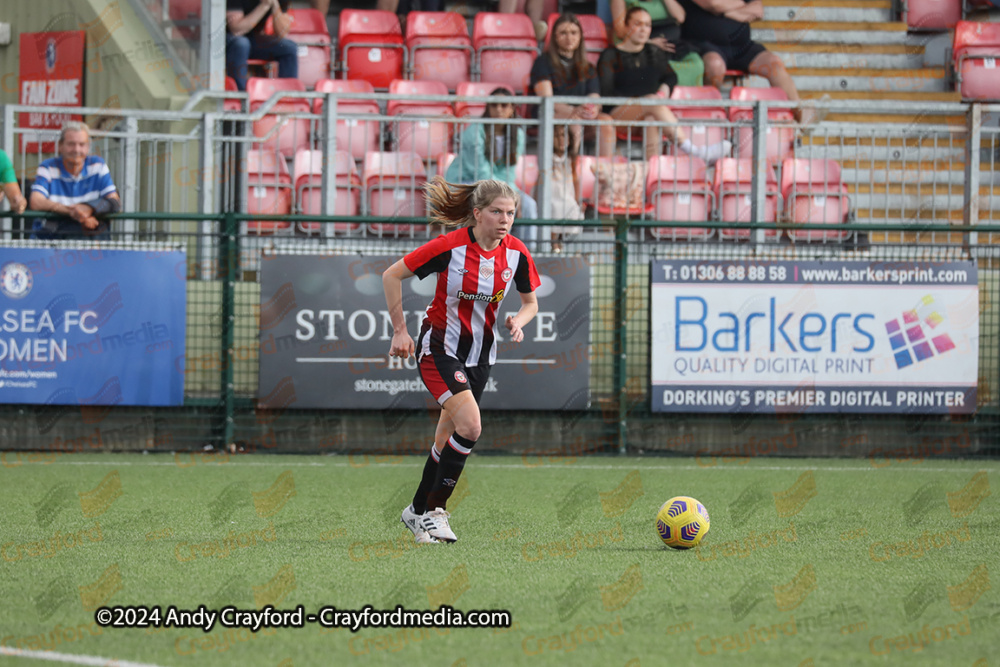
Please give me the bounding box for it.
[226,32,299,90]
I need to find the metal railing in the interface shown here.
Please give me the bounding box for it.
[1,210,998,457]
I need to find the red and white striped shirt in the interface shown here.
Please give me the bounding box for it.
[404,226,540,366]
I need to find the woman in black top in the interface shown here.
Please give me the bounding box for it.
[597,7,731,162]
[530,13,616,157]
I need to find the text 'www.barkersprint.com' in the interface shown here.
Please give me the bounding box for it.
[94,605,512,633]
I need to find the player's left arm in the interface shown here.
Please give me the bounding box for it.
[505,291,538,343]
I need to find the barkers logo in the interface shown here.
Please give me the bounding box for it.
[885,295,956,370]
[480,265,494,279]
[1,262,33,299]
[454,371,467,384]
[457,289,504,303]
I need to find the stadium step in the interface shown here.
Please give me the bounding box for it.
[762,0,894,23]
[796,136,969,163]
[840,161,991,186]
[745,66,949,93]
[752,20,909,44]
[762,42,925,69]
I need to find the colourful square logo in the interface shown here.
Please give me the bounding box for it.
[886,295,954,370]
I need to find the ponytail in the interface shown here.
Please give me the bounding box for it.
[425,177,520,228]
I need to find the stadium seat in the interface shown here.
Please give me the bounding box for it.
[646,155,714,240]
[247,77,312,155]
[286,8,332,89]
[294,149,362,234]
[314,79,381,160]
[224,76,243,112]
[338,9,405,89]
[515,155,539,197]
[543,13,608,65]
[406,11,473,91]
[729,87,796,162]
[953,21,1000,101]
[387,79,455,159]
[245,150,293,234]
[436,152,457,179]
[712,158,779,239]
[668,86,728,153]
[454,82,515,118]
[904,0,961,30]
[473,13,540,94]
[168,0,200,41]
[362,152,427,236]
[780,158,851,241]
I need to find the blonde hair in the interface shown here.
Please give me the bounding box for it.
[59,121,91,144]
[425,177,520,228]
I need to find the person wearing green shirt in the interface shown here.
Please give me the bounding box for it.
[0,149,27,215]
[608,0,705,87]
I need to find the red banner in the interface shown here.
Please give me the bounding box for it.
[19,31,86,153]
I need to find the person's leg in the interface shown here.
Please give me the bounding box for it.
[226,33,251,91]
[747,50,798,105]
[610,103,663,159]
[702,50,727,89]
[596,112,616,158]
[310,0,330,15]
[248,34,299,80]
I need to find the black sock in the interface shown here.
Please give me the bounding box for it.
[411,446,440,515]
[425,434,475,511]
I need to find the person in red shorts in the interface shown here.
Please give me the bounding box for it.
[382,178,540,544]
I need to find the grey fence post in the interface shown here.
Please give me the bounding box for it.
[751,100,769,246]
[199,113,217,280]
[2,105,13,239]
[321,92,338,236]
[538,96,554,222]
[122,116,139,240]
[963,103,982,253]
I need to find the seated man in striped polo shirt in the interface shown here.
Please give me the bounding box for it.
[29,122,121,240]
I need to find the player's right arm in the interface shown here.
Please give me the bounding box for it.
[383,258,416,359]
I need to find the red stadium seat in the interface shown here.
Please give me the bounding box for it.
[436,152,457,179]
[780,158,850,241]
[245,150,293,234]
[168,0,200,41]
[406,12,473,91]
[473,13,540,94]
[338,9,405,89]
[224,76,243,112]
[387,79,455,159]
[544,13,609,66]
[314,79,381,160]
[904,0,960,30]
[362,152,427,236]
[515,154,539,197]
[247,77,312,155]
[729,87,796,162]
[953,21,1000,101]
[646,155,714,240]
[668,86,728,153]
[294,149,362,234]
[712,158,779,239]
[286,8,332,89]
[455,82,515,118]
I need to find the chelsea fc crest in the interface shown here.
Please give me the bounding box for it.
[1,262,33,299]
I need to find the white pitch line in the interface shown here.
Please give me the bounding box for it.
[0,647,167,667]
[3,458,994,473]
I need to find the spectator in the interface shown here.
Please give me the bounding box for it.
[0,149,27,216]
[676,0,815,123]
[445,90,538,221]
[548,125,583,253]
[597,7,731,162]
[29,122,121,240]
[375,0,443,13]
[226,0,298,91]
[531,13,616,158]
[498,0,547,41]
[608,0,706,87]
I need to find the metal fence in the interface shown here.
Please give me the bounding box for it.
[0,212,997,460]
[0,96,997,458]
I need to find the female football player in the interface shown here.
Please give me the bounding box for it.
[382,178,540,544]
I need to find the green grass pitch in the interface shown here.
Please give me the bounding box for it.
[0,453,997,666]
